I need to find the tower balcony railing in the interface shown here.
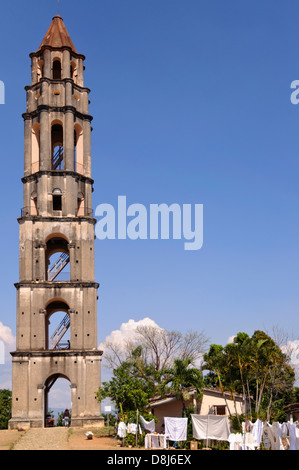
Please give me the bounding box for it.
[21,207,94,218]
[50,272,70,282]
[21,206,39,217]
[54,341,70,351]
[27,161,87,176]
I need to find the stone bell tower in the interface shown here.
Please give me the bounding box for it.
[9,16,104,429]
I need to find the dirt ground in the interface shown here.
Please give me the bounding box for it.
[68,428,131,451]
[0,428,139,451]
[0,430,26,450]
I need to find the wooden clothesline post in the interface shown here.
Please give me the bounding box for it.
[206,407,210,448]
[136,409,139,448]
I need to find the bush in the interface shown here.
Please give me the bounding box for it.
[0,390,12,430]
[118,410,157,448]
[124,432,146,448]
[102,413,117,428]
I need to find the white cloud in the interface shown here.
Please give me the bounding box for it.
[0,322,15,346]
[48,380,72,409]
[99,317,162,353]
[281,340,299,365]
[99,318,163,381]
[227,336,236,344]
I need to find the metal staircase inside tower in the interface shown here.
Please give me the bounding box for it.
[52,146,64,170]
[50,314,70,350]
[48,252,70,281]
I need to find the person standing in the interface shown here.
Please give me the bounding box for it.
[63,409,70,428]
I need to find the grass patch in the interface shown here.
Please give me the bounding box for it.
[6,431,26,451]
[92,427,115,438]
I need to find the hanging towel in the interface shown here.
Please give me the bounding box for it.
[262,422,276,450]
[271,422,283,450]
[127,423,137,435]
[117,421,127,438]
[287,422,296,451]
[251,419,263,446]
[140,416,155,433]
[164,417,188,442]
[191,415,230,442]
[228,433,243,450]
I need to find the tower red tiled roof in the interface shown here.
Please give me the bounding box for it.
[37,15,78,53]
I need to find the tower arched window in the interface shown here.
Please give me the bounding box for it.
[45,236,70,282]
[51,123,64,170]
[53,59,62,80]
[52,188,62,211]
[45,300,70,350]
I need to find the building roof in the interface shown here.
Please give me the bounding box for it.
[284,403,299,413]
[37,15,78,54]
[148,387,246,408]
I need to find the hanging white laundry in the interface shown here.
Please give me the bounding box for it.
[271,422,283,451]
[145,434,167,449]
[191,415,230,442]
[228,433,243,450]
[281,422,288,439]
[262,422,275,450]
[140,415,155,433]
[280,423,290,450]
[117,421,127,439]
[251,419,263,447]
[164,417,188,442]
[295,425,299,451]
[287,422,296,451]
[127,423,137,435]
[244,432,257,450]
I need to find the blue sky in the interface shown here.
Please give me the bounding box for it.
[0,0,299,394]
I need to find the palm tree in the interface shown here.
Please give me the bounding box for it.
[203,345,234,418]
[168,358,203,416]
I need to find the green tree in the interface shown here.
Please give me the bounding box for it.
[0,389,12,430]
[167,358,203,416]
[249,331,294,418]
[203,344,234,418]
[56,411,64,427]
[103,326,208,398]
[96,362,149,413]
[202,331,295,421]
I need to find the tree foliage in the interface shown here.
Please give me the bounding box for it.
[98,326,296,422]
[96,362,150,413]
[166,358,204,416]
[202,331,295,421]
[101,326,208,402]
[98,326,207,414]
[0,389,12,430]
